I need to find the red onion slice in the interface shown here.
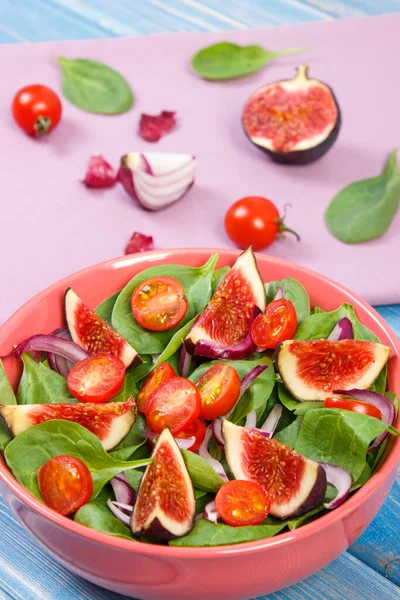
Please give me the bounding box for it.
[257,404,283,438]
[144,427,195,450]
[125,232,154,255]
[110,473,136,506]
[107,500,133,526]
[198,426,229,482]
[179,344,193,377]
[273,285,285,301]
[212,419,224,447]
[328,317,354,341]
[204,500,219,523]
[48,327,75,377]
[319,463,352,509]
[334,388,396,452]
[239,364,269,398]
[244,410,257,429]
[3,334,88,365]
[82,155,117,188]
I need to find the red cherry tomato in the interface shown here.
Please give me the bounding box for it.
[175,419,206,452]
[224,196,299,251]
[144,377,201,435]
[251,299,297,349]
[195,364,241,420]
[67,353,125,403]
[137,362,177,413]
[38,455,93,515]
[12,85,62,136]
[324,397,382,419]
[215,480,271,527]
[131,276,188,332]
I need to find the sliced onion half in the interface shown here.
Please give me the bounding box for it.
[319,463,352,509]
[119,152,196,211]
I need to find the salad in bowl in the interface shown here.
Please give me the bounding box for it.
[0,247,397,550]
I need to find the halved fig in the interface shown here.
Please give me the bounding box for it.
[276,339,390,401]
[185,248,266,359]
[131,427,195,539]
[0,398,136,451]
[223,420,327,519]
[242,64,341,165]
[65,288,140,368]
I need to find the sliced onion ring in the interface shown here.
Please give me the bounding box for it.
[110,473,136,506]
[239,364,269,398]
[204,500,219,523]
[212,418,224,447]
[144,427,195,450]
[2,334,88,365]
[244,410,257,429]
[328,317,354,341]
[198,426,228,481]
[47,327,75,377]
[334,388,396,452]
[319,463,352,509]
[257,404,283,438]
[179,344,193,377]
[107,500,133,526]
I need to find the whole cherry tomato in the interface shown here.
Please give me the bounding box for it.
[224,197,299,251]
[12,84,62,136]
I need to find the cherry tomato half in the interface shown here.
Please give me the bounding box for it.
[324,397,382,419]
[224,196,299,251]
[195,364,241,420]
[137,362,177,413]
[131,276,188,332]
[38,455,93,515]
[144,377,201,435]
[175,419,206,452]
[12,84,62,136]
[67,353,125,403]
[215,480,271,527]
[251,299,297,349]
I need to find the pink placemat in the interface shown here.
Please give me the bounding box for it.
[1,14,399,320]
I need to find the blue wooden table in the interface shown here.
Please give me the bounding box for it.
[0,2,399,599]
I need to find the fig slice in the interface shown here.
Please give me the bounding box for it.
[276,339,390,401]
[65,288,140,368]
[185,247,266,359]
[242,64,341,165]
[0,398,136,451]
[223,420,327,519]
[131,427,196,540]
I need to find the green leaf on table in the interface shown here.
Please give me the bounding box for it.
[265,277,310,323]
[112,254,218,355]
[170,517,287,546]
[325,149,400,243]
[0,360,17,451]
[17,353,75,405]
[57,57,134,114]
[181,450,225,493]
[294,408,390,481]
[74,488,133,540]
[95,291,121,325]
[191,42,306,80]
[4,420,151,500]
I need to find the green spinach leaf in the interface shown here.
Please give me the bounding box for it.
[265,277,310,323]
[325,150,400,243]
[170,517,287,546]
[190,357,274,424]
[181,450,225,493]
[112,255,218,354]
[124,468,144,492]
[278,383,323,415]
[0,360,17,451]
[109,369,139,403]
[194,489,214,514]
[295,408,389,481]
[57,57,134,114]
[274,416,303,448]
[109,414,148,462]
[17,353,75,405]
[191,42,305,80]
[153,317,197,369]
[211,266,230,292]
[4,420,151,500]
[95,291,120,324]
[74,488,133,540]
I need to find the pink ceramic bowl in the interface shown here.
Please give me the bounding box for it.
[0,249,399,600]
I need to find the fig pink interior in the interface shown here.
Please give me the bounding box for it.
[0,248,399,557]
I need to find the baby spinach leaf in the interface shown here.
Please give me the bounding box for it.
[170,517,287,547]
[368,391,399,473]
[17,353,75,405]
[189,357,274,424]
[109,370,139,403]
[295,408,389,481]
[211,266,230,293]
[74,488,133,540]
[351,462,372,490]
[194,489,214,514]
[57,57,134,114]
[181,450,225,493]
[4,420,151,500]
[112,255,218,355]
[278,383,323,415]
[325,150,400,243]
[124,468,144,492]
[191,42,305,80]
[109,414,148,462]
[0,360,17,451]
[129,354,153,383]
[95,291,120,325]
[274,416,303,448]
[265,277,310,323]
[153,317,197,369]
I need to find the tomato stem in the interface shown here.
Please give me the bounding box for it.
[34,116,52,135]
[275,204,300,242]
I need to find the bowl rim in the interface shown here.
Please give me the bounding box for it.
[0,247,399,558]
